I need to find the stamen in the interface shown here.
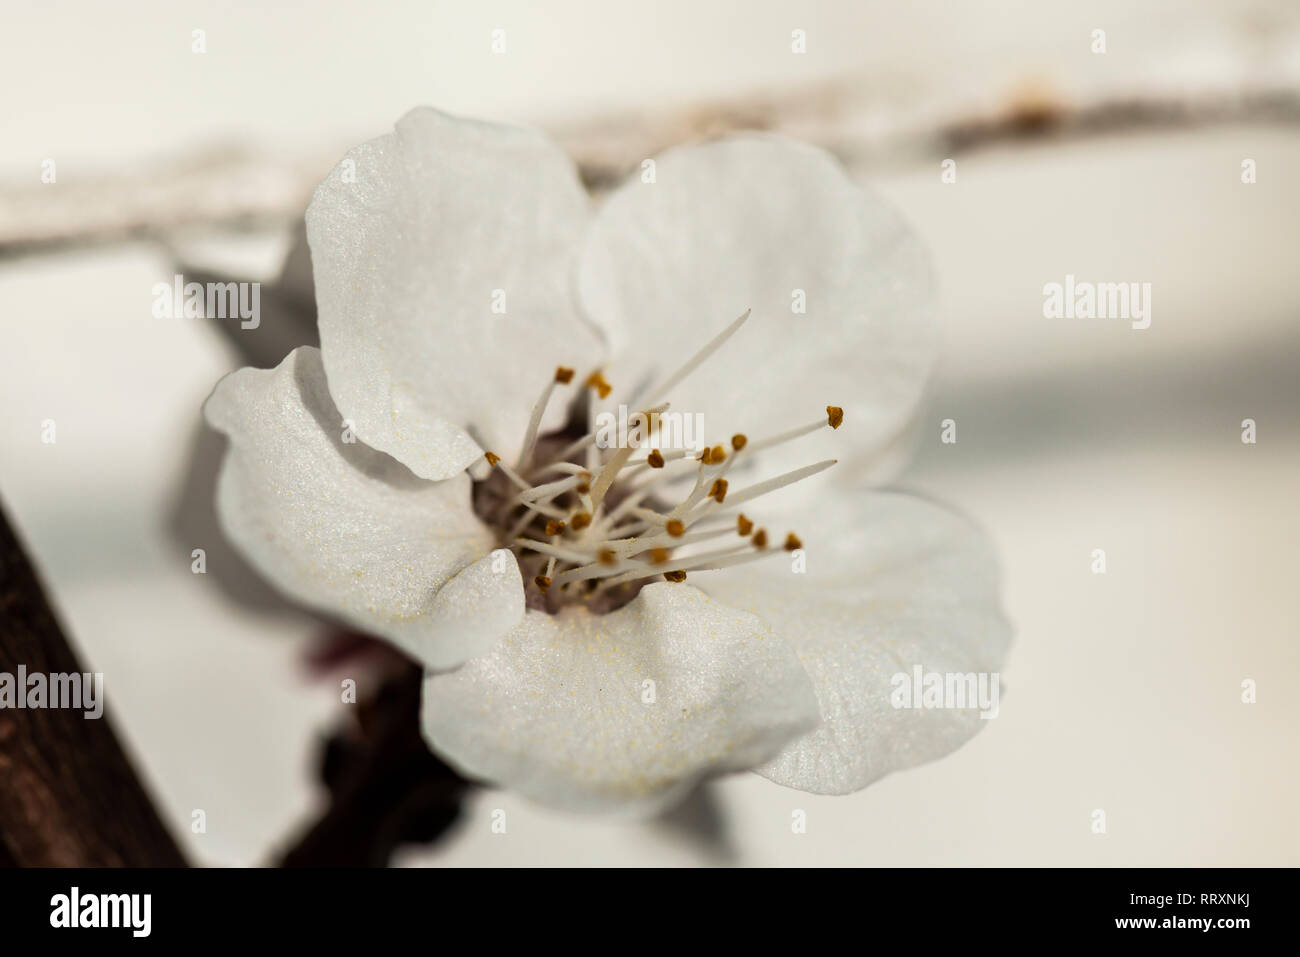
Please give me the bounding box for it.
[638,308,751,406]
[553,401,669,494]
[551,555,651,587]
[588,442,636,513]
[628,505,669,526]
[661,548,776,575]
[598,542,765,588]
[482,314,842,613]
[552,429,600,467]
[606,523,734,555]
[517,475,580,505]
[688,459,837,518]
[516,539,594,565]
[619,447,695,485]
[585,371,613,399]
[504,496,568,541]
[490,456,533,493]
[515,368,576,471]
[535,462,590,477]
[631,447,691,468]
[671,449,739,518]
[594,483,660,532]
[746,415,839,455]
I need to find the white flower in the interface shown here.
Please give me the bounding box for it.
[204,107,1011,816]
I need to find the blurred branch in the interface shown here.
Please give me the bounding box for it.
[0,499,186,867]
[277,663,469,867]
[3,80,1300,261]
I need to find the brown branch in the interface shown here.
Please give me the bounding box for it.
[277,662,469,867]
[0,498,186,866]
[4,81,1300,262]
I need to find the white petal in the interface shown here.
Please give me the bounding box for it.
[306,107,604,480]
[699,492,1012,794]
[421,582,819,816]
[578,135,935,479]
[204,346,522,667]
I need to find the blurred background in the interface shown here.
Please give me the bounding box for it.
[1,0,1297,865]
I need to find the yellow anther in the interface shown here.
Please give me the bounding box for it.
[827,405,844,430]
[647,449,665,469]
[737,514,754,536]
[784,532,803,551]
[665,519,685,537]
[534,575,552,592]
[570,511,592,531]
[731,433,748,451]
[752,528,769,549]
[585,371,613,399]
[598,549,617,566]
[484,451,501,467]
[709,478,728,503]
[544,520,565,536]
[650,547,670,564]
[663,570,687,583]
[555,366,575,384]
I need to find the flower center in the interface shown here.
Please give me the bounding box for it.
[472,310,842,614]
